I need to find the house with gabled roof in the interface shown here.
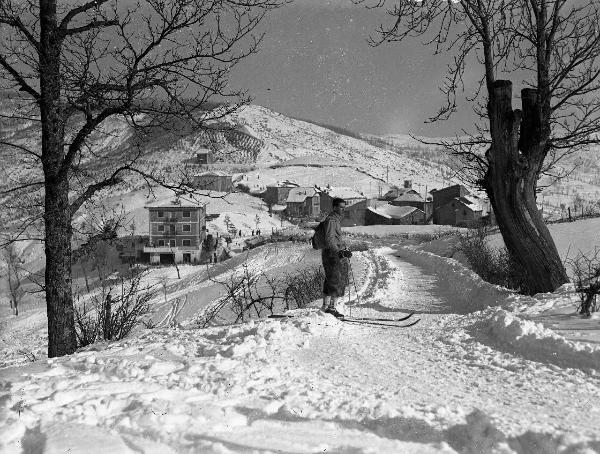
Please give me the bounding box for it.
[193,171,233,192]
[285,187,320,219]
[318,186,367,226]
[265,181,299,206]
[432,186,488,227]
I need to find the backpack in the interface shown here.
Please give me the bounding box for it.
[311,219,327,250]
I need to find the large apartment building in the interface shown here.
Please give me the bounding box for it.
[144,199,206,264]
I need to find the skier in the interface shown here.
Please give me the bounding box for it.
[320,197,348,318]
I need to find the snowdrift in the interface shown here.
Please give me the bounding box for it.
[394,246,517,313]
[472,308,600,372]
[396,246,600,373]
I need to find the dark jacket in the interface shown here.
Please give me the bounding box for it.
[323,212,343,252]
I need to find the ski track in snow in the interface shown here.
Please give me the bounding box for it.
[2,248,600,453]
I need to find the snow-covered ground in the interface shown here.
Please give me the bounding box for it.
[488,216,600,260]
[2,245,600,453]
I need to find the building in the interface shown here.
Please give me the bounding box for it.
[285,187,320,218]
[318,187,368,227]
[382,180,414,200]
[430,184,470,224]
[435,194,485,227]
[318,186,366,212]
[144,199,206,264]
[389,190,433,221]
[365,204,426,225]
[264,181,299,206]
[193,171,233,192]
[196,148,211,165]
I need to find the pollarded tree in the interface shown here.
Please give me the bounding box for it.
[358,0,600,293]
[0,0,286,357]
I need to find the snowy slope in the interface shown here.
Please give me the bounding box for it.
[2,246,600,453]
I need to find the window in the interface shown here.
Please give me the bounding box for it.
[158,225,164,232]
[169,225,176,234]
[182,239,191,246]
[183,211,191,218]
[183,224,191,232]
[158,211,164,218]
[158,239,165,247]
[169,239,176,247]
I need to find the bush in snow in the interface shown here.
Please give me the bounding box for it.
[74,270,155,347]
[567,249,600,315]
[282,266,325,310]
[411,228,459,244]
[346,239,369,252]
[197,263,324,326]
[457,226,529,293]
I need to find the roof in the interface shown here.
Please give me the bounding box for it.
[457,195,484,212]
[271,204,287,212]
[392,191,425,203]
[267,180,299,189]
[194,171,231,178]
[368,205,423,219]
[145,198,205,209]
[430,184,469,195]
[286,187,318,203]
[320,186,366,200]
[384,187,420,197]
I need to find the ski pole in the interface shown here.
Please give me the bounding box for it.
[348,259,360,304]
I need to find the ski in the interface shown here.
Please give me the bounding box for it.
[344,312,414,323]
[268,312,416,324]
[342,318,420,328]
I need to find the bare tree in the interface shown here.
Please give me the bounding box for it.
[0,0,287,356]
[2,243,25,315]
[359,0,600,293]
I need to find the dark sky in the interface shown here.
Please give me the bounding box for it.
[229,0,482,137]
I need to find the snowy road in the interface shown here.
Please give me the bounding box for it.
[1,248,600,453]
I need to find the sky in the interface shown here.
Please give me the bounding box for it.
[228,0,482,137]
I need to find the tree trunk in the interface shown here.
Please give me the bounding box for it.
[44,179,77,356]
[484,81,569,294]
[40,0,77,357]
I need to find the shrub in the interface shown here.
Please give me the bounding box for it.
[282,266,325,309]
[456,227,529,293]
[411,228,460,244]
[346,240,370,252]
[74,271,155,347]
[195,263,325,326]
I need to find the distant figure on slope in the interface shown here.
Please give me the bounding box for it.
[321,197,348,318]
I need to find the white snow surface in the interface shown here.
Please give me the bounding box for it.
[2,248,600,453]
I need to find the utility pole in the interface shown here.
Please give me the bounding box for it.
[386,165,389,183]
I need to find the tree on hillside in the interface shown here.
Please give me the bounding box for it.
[0,0,286,357]
[2,243,25,316]
[358,0,600,293]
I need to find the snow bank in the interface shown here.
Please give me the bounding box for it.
[395,247,600,372]
[394,246,518,313]
[473,308,600,372]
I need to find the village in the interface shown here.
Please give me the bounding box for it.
[115,161,494,266]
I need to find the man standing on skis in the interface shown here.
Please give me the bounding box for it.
[321,197,348,318]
